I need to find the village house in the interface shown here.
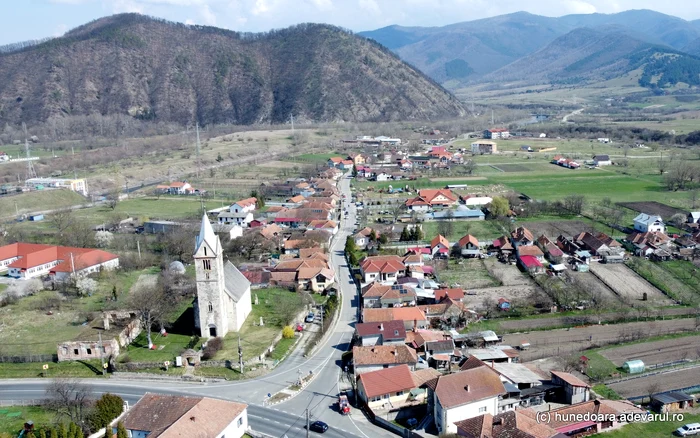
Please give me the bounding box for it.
[116,393,248,438]
[424,339,456,369]
[550,371,590,404]
[483,129,510,139]
[536,235,564,264]
[511,227,534,246]
[352,344,419,377]
[353,227,379,249]
[633,213,666,233]
[593,154,612,166]
[427,365,508,435]
[455,410,559,438]
[349,153,366,165]
[431,235,450,258]
[457,235,480,257]
[419,298,472,326]
[357,364,419,409]
[355,320,407,346]
[155,181,196,195]
[470,140,498,154]
[517,245,545,263]
[435,288,465,303]
[307,220,338,235]
[688,212,700,224]
[374,171,392,182]
[361,283,417,308]
[362,307,429,330]
[359,255,407,284]
[0,243,119,280]
[405,189,458,212]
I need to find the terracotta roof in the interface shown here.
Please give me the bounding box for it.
[551,371,590,388]
[289,195,305,203]
[427,366,506,409]
[358,364,417,398]
[363,307,427,323]
[283,239,315,250]
[121,393,246,438]
[431,234,449,249]
[460,355,488,371]
[511,227,534,243]
[355,320,406,339]
[405,196,431,207]
[234,197,257,208]
[458,234,479,248]
[241,269,270,285]
[418,189,457,203]
[299,247,327,259]
[353,345,418,366]
[297,267,334,280]
[270,271,297,283]
[258,223,283,240]
[0,243,53,261]
[545,244,564,257]
[274,258,328,271]
[402,253,422,264]
[419,303,448,316]
[329,156,343,163]
[308,220,337,229]
[169,182,187,187]
[455,410,560,438]
[518,246,544,257]
[411,368,441,387]
[435,288,465,302]
[411,329,449,348]
[521,399,642,430]
[359,255,405,274]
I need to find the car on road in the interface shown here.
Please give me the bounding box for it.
[305,312,315,323]
[676,423,700,436]
[308,421,329,433]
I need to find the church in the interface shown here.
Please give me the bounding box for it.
[193,214,252,338]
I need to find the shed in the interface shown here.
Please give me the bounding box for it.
[651,392,694,413]
[622,359,645,374]
[29,214,44,221]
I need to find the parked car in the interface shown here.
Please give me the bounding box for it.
[305,312,315,323]
[308,421,329,433]
[676,423,700,436]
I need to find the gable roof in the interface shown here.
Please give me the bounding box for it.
[234,197,257,208]
[517,246,544,257]
[435,288,465,302]
[411,368,442,387]
[460,355,488,371]
[363,307,427,323]
[593,154,610,161]
[428,366,506,409]
[353,345,418,366]
[550,371,590,388]
[418,189,457,203]
[455,410,560,438]
[634,213,664,225]
[458,234,479,247]
[223,261,251,302]
[358,364,417,399]
[511,227,534,244]
[431,234,449,249]
[360,255,405,274]
[355,320,407,339]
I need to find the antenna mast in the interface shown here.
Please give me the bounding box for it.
[23,123,36,182]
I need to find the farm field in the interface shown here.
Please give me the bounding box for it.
[600,335,700,367]
[434,258,500,289]
[626,258,700,305]
[607,367,700,399]
[0,189,87,219]
[567,270,623,305]
[588,262,674,305]
[421,220,504,241]
[460,259,545,309]
[617,201,687,220]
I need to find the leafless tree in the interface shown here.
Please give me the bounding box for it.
[646,381,661,404]
[557,353,582,372]
[128,281,171,348]
[49,209,74,237]
[44,378,94,432]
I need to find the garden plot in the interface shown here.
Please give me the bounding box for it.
[566,270,623,305]
[617,201,687,221]
[522,220,597,239]
[588,263,674,305]
[600,335,700,367]
[608,367,700,399]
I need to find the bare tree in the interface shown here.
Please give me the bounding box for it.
[44,379,94,433]
[690,190,700,210]
[49,209,74,237]
[646,381,661,404]
[128,281,171,349]
[106,186,121,211]
[557,354,582,372]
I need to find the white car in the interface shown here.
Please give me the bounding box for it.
[676,424,700,436]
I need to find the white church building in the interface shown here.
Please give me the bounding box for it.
[193,215,252,338]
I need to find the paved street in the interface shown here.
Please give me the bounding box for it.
[0,174,390,437]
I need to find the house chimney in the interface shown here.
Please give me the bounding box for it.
[464,385,469,392]
[380,323,384,331]
[190,416,196,422]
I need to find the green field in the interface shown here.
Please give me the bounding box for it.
[421,220,503,241]
[0,189,87,219]
[592,413,700,437]
[74,197,226,223]
[0,360,106,379]
[436,258,500,289]
[0,405,57,435]
[286,152,341,163]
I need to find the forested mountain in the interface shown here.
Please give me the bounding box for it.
[0,14,464,126]
[360,9,700,86]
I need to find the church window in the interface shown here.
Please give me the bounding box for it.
[208,302,213,312]
[204,247,207,256]
[203,259,211,270]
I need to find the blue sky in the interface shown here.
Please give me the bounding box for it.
[1,0,699,46]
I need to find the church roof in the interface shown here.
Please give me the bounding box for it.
[223,260,251,303]
[195,214,219,255]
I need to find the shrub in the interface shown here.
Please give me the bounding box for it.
[202,337,223,360]
[282,325,295,339]
[88,393,124,432]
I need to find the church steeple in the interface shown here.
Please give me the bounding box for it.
[195,214,219,256]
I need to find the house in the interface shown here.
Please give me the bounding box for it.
[217,210,254,227]
[483,129,510,139]
[349,153,366,165]
[526,399,644,436]
[408,329,451,350]
[353,227,379,249]
[425,339,456,369]
[0,243,119,280]
[327,156,344,168]
[537,235,564,263]
[25,177,90,196]
[352,345,418,376]
[405,189,458,211]
[634,213,665,233]
[511,227,534,246]
[457,235,480,258]
[357,364,418,409]
[490,362,544,390]
[399,158,413,170]
[116,393,248,438]
[550,371,590,404]
[517,245,544,262]
[435,288,465,303]
[688,212,700,224]
[464,346,519,363]
[359,255,406,284]
[593,154,612,166]
[454,410,559,438]
[355,320,407,346]
[375,171,392,182]
[296,266,335,292]
[650,392,694,413]
[426,366,508,434]
[491,236,514,257]
[425,205,485,222]
[518,255,544,274]
[470,141,498,154]
[340,159,354,170]
[361,283,417,308]
[362,307,429,330]
[431,235,450,257]
[307,220,338,235]
[156,181,196,195]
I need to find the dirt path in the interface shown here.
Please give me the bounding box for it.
[562,108,584,123]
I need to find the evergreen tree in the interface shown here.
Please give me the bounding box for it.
[49,427,58,438]
[116,422,128,438]
[88,393,124,432]
[39,429,47,438]
[400,227,410,242]
[57,423,67,438]
[26,432,36,438]
[369,229,377,242]
[352,164,358,177]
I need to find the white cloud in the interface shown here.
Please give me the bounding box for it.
[251,0,270,15]
[200,4,217,24]
[358,0,380,16]
[110,0,145,13]
[308,0,332,10]
[563,0,597,14]
[185,18,196,24]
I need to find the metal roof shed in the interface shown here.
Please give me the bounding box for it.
[622,359,645,374]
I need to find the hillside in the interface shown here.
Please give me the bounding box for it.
[484,27,700,88]
[360,9,700,86]
[0,14,464,126]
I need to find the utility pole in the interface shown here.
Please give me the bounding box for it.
[320,304,324,332]
[98,332,106,376]
[196,122,201,179]
[137,240,141,261]
[306,409,310,438]
[238,334,243,374]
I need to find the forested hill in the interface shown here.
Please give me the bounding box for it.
[0,14,465,126]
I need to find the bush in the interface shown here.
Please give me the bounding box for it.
[88,393,124,432]
[202,337,223,360]
[282,326,295,339]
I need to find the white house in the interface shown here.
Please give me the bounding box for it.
[118,393,248,438]
[218,197,257,227]
[25,177,89,196]
[0,243,119,280]
[593,155,611,166]
[375,172,392,182]
[634,213,665,233]
[428,366,507,435]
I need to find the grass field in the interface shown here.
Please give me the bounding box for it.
[0,360,105,378]
[592,413,700,437]
[0,405,57,435]
[120,332,200,363]
[626,258,699,305]
[0,189,87,219]
[435,258,500,289]
[74,197,226,223]
[421,220,503,241]
[286,152,341,163]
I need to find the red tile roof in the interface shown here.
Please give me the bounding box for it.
[431,234,449,250]
[435,288,465,302]
[235,197,257,208]
[0,243,118,273]
[363,307,427,324]
[359,255,405,274]
[519,255,542,268]
[458,234,479,248]
[355,320,406,339]
[358,364,417,398]
[427,366,506,409]
[518,246,544,257]
[353,345,418,366]
[551,371,590,388]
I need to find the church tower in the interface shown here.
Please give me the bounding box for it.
[193,214,228,338]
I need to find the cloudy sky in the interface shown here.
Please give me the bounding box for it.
[1,0,699,46]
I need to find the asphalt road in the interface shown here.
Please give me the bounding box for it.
[0,174,384,438]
